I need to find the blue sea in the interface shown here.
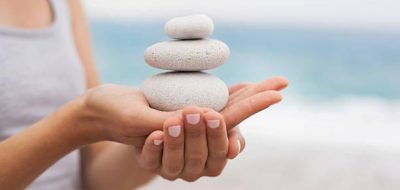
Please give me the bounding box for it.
[90,21,400,102]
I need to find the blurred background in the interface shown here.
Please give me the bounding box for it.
[84,0,400,189]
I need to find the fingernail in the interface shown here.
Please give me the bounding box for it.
[168,125,181,137]
[186,113,200,125]
[154,139,163,146]
[237,140,241,153]
[207,119,220,128]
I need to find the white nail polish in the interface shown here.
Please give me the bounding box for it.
[168,125,181,137]
[237,140,241,153]
[186,113,200,125]
[154,139,163,146]
[207,120,220,128]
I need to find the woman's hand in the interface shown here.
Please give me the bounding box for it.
[133,77,288,181]
[220,76,288,130]
[220,76,288,156]
[77,76,287,147]
[135,106,235,181]
[77,84,176,146]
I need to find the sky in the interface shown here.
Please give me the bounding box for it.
[84,0,400,30]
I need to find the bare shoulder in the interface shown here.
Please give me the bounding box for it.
[67,0,100,89]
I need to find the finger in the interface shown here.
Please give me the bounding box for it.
[134,108,181,135]
[222,90,282,130]
[227,128,245,159]
[228,82,252,94]
[201,107,213,113]
[203,110,229,177]
[227,77,288,107]
[116,135,147,147]
[161,116,184,179]
[137,130,164,170]
[181,106,208,177]
[230,126,246,152]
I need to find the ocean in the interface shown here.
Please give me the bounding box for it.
[90,21,400,101]
[89,20,400,190]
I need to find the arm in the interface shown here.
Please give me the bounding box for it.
[0,1,162,188]
[0,98,96,189]
[0,83,182,190]
[67,0,158,189]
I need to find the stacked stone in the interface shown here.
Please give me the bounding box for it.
[141,15,230,111]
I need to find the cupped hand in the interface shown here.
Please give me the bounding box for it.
[136,106,234,181]
[133,77,288,181]
[79,76,287,148]
[80,84,176,146]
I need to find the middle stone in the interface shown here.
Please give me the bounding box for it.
[144,39,230,71]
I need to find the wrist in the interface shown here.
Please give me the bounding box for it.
[53,96,106,147]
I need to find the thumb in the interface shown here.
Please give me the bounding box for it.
[136,107,181,133]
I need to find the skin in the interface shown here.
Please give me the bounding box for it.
[0,0,289,189]
[136,107,236,182]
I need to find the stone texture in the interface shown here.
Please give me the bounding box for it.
[140,72,229,111]
[144,39,230,71]
[164,14,214,39]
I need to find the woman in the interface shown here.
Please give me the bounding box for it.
[0,0,288,189]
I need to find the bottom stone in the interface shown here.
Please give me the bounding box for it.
[140,72,229,111]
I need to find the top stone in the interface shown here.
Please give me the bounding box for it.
[164,14,214,40]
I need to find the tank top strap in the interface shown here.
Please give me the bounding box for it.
[50,0,72,33]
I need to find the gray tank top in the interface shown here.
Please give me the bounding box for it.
[0,0,85,189]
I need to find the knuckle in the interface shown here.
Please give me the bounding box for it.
[142,159,160,171]
[161,174,179,181]
[167,140,184,150]
[182,176,201,182]
[247,97,258,111]
[120,108,138,126]
[241,85,252,93]
[210,149,228,158]
[185,128,202,138]
[207,129,224,139]
[202,108,212,113]
[187,156,206,169]
[120,107,139,125]
[207,169,223,177]
[165,165,183,175]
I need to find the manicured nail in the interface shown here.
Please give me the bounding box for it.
[237,140,241,153]
[168,125,181,137]
[186,113,200,125]
[207,119,220,128]
[154,139,163,146]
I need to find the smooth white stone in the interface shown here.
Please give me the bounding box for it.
[165,14,214,39]
[140,72,229,111]
[144,39,230,71]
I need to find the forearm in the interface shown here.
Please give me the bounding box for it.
[0,99,94,189]
[82,142,156,190]
[68,1,156,187]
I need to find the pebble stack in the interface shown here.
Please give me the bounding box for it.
[141,14,230,111]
